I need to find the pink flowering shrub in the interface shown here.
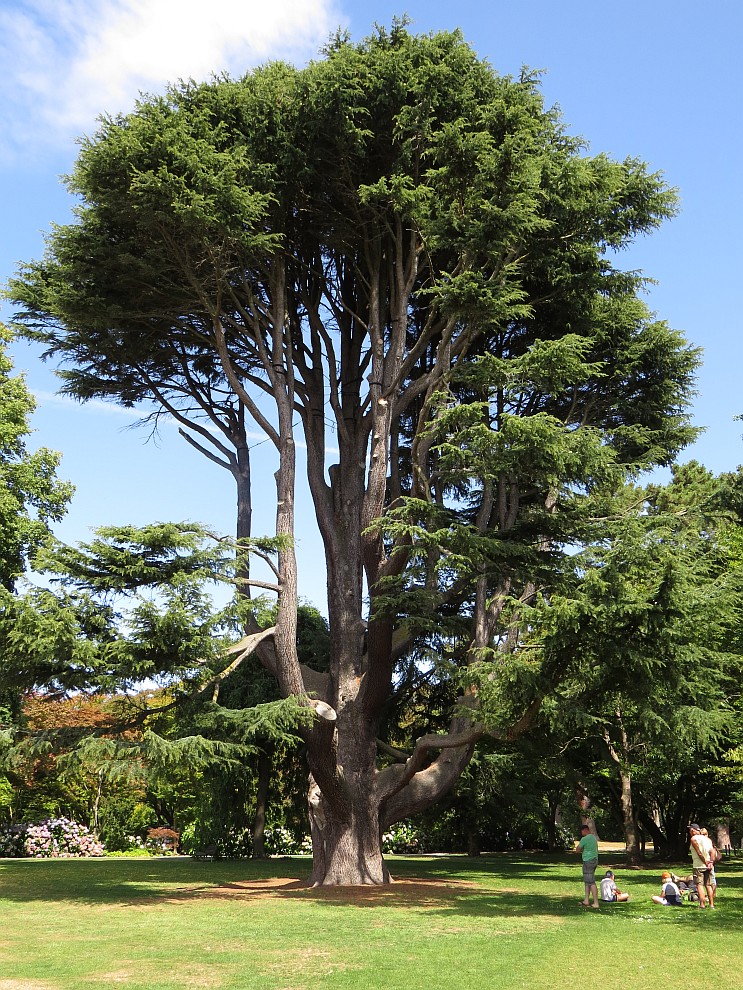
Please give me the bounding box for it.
[0,818,105,858]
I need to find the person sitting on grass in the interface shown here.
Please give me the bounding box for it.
[651,872,683,906]
[599,870,630,903]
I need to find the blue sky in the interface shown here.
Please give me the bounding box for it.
[1,0,741,608]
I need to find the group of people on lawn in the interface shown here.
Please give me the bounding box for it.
[575,822,719,910]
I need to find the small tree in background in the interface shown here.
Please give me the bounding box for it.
[531,466,743,863]
[0,324,73,816]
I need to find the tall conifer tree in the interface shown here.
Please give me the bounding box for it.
[8,25,698,883]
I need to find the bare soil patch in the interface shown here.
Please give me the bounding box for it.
[160,873,507,908]
[87,962,223,987]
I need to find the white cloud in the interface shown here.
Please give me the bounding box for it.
[0,0,342,157]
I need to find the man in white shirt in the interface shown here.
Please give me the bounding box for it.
[599,870,629,902]
[688,823,715,909]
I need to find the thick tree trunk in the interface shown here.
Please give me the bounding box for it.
[716,822,731,851]
[467,828,481,857]
[300,391,394,884]
[308,773,390,885]
[306,642,392,885]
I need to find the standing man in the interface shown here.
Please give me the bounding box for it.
[575,824,599,908]
[688,823,715,909]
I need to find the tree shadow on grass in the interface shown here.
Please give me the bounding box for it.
[1,856,741,935]
[0,856,293,905]
[276,880,743,934]
[391,852,661,885]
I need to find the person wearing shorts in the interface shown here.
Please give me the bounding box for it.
[575,824,599,908]
[689,823,715,909]
[701,829,719,894]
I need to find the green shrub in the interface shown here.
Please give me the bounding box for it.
[382,821,430,854]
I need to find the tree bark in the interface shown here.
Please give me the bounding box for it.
[92,768,104,831]
[308,769,390,885]
[251,747,272,859]
[715,822,731,850]
[467,828,481,857]
[544,797,561,851]
[602,720,642,866]
[618,767,641,865]
[638,811,669,859]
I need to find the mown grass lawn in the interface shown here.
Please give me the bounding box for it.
[1,852,741,990]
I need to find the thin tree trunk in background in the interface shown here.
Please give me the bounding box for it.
[467,827,481,857]
[603,719,641,866]
[639,811,668,859]
[251,747,272,859]
[715,822,731,850]
[92,768,104,831]
[619,769,641,865]
[545,798,561,851]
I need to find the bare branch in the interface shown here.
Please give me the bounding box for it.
[178,428,233,471]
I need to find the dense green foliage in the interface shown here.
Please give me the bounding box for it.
[545,464,743,857]
[0,326,72,592]
[0,326,74,818]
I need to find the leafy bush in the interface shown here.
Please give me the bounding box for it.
[0,824,26,857]
[382,821,430,854]
[181,825,312,859]
[264,825,311,856]
[0,818,104,857]
[178,821,201,856]
[0,775,13,820]
[103,847,150,858]
[99,822,135,853]
[99,800,157,852]
[217,828,252,859]
[145,826,179,853]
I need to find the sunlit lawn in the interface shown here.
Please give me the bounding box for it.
[1,852,742,990]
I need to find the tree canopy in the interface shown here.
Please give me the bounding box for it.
[529,465,743,861]
[6,24,700,884]
[0,326,73,592]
